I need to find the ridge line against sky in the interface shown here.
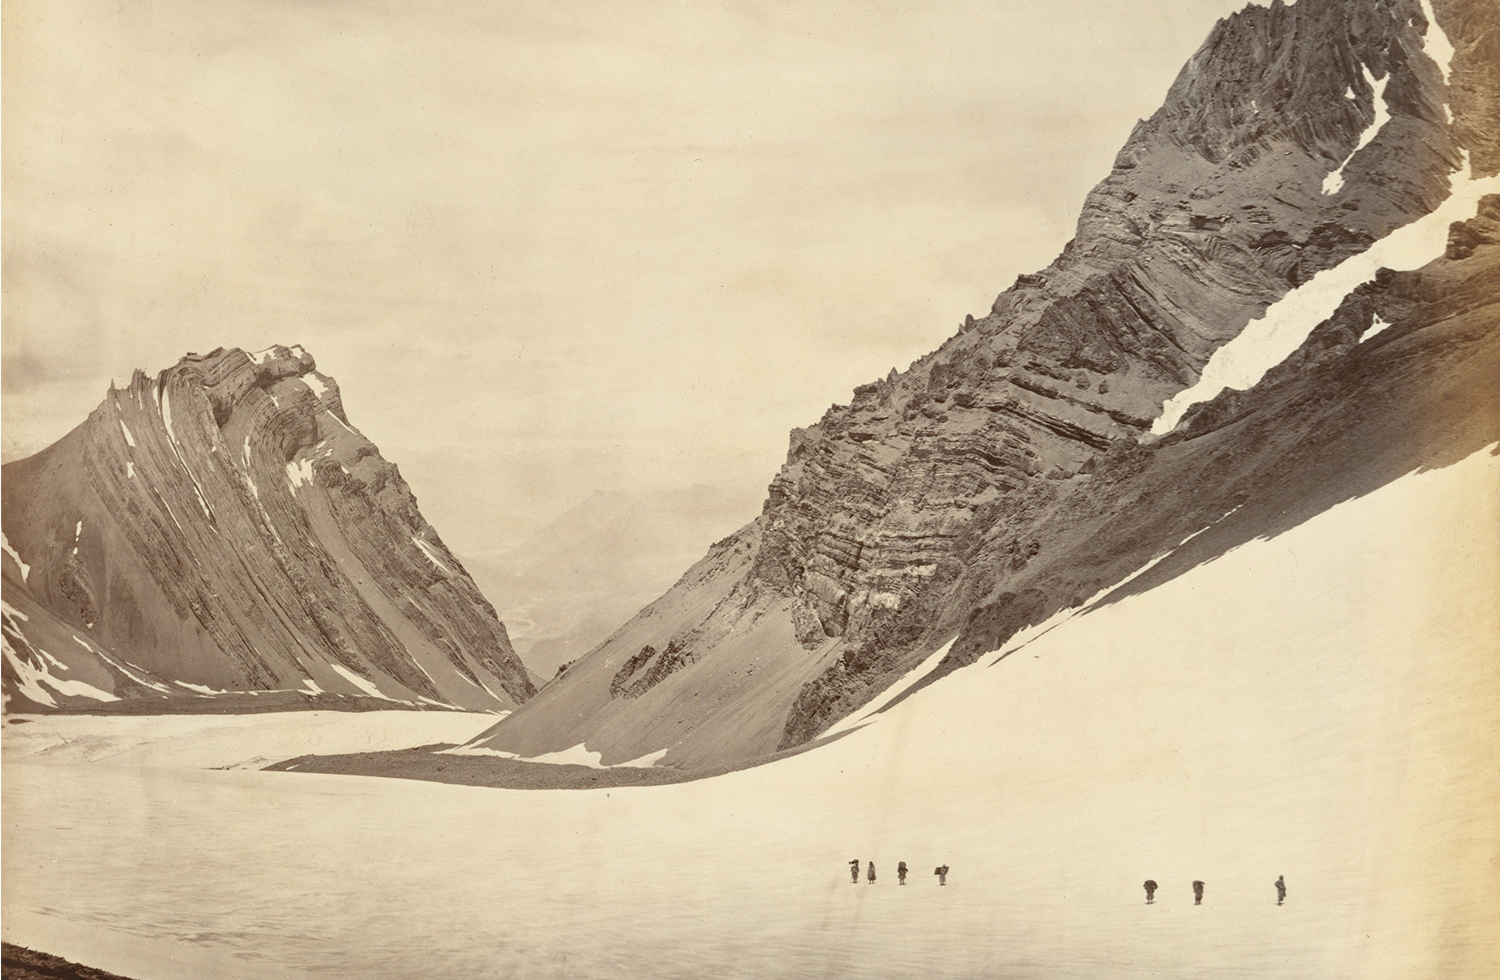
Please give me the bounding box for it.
[4,0,1253,553]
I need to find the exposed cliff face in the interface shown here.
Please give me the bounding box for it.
[1,346,535,712]
[460,0,1500,769]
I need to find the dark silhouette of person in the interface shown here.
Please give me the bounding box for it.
[867,861,877,884]
[1275,876,1287,905]
[1193,880,1205,905]
[1144,879,1158,904]
[898,861,908,885]
[849,859,860,884]
[935,864,949,885]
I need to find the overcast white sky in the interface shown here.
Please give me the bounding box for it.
[3,0,1252,552]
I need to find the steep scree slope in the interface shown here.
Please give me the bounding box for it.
[1,346,535,712]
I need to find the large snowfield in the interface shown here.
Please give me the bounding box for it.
[4,446,1497,979]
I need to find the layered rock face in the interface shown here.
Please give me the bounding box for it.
[2,346,535,712]
[465,0,1500,769]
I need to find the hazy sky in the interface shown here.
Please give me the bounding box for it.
[3,0,1251,553]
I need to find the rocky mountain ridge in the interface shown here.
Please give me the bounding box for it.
[2,345,535,712]
[465,0,1499,769]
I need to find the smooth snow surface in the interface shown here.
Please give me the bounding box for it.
[118,419,135,447]
[4,447,1498,979]
[2,531,32,583]
[1363,315,1392,341]
[1153,159,1500,434]
[1321,65,1388,196]
[303,373,329,398]
[2,710,496,770]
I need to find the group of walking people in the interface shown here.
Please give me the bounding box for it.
[1142,876,1286,905]
[849,860,948,886]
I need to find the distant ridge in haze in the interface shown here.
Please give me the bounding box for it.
[463,484,763,681]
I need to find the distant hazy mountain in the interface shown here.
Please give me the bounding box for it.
[465,0,1500,769]
[460,485,763,680]
[2,345,534,712]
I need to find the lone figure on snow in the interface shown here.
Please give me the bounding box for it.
[1192,880,1205,905]
[898,861,908,885]
[1143,879,1158,904]
[849,859,860,884]
[867,861,877,884]
[1275,875,1287,905]
[935,865,949,886]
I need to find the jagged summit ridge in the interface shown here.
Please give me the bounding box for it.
[2,345,535,712]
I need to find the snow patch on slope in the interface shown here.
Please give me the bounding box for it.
[328,663,394,701]
[413,536,451,574]
[287,458,315,493]
[160,387,214,519]
[174,681,226,696]
[72,635,172,693]
[2,602,119,707]
[2,532,32,584]
[1153,157,1500,434]
[1418,0,1453,86]
[119,420,135,447]
[1322,65,1388,196]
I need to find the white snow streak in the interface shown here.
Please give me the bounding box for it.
[174,681,226,696]
[72,520,82,557]
[127,462,135,479]
[615,748,671,768]
[412,536,451,574]
[39,648,70,672]
[1154,157,1500,434]
[820,641,954,740]
[2,532,32,584]
[1418,0,1454,85]
[119,419,136,447]
[1,638,119,706]
[1322,65,1388,196]
[72,635,171,693]
[1363,315,1392,341]
[161,387,213,519]
[328,663,394,701]
[520,742,606,768]
[301,678,325,696]
[2,604,119,706]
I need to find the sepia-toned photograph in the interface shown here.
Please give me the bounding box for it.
[3,0,1497,977]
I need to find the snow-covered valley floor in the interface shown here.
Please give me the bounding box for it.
[4,447,1497,980]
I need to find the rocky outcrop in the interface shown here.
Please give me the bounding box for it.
[2,346,535,712]
[462,0,1500,770]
